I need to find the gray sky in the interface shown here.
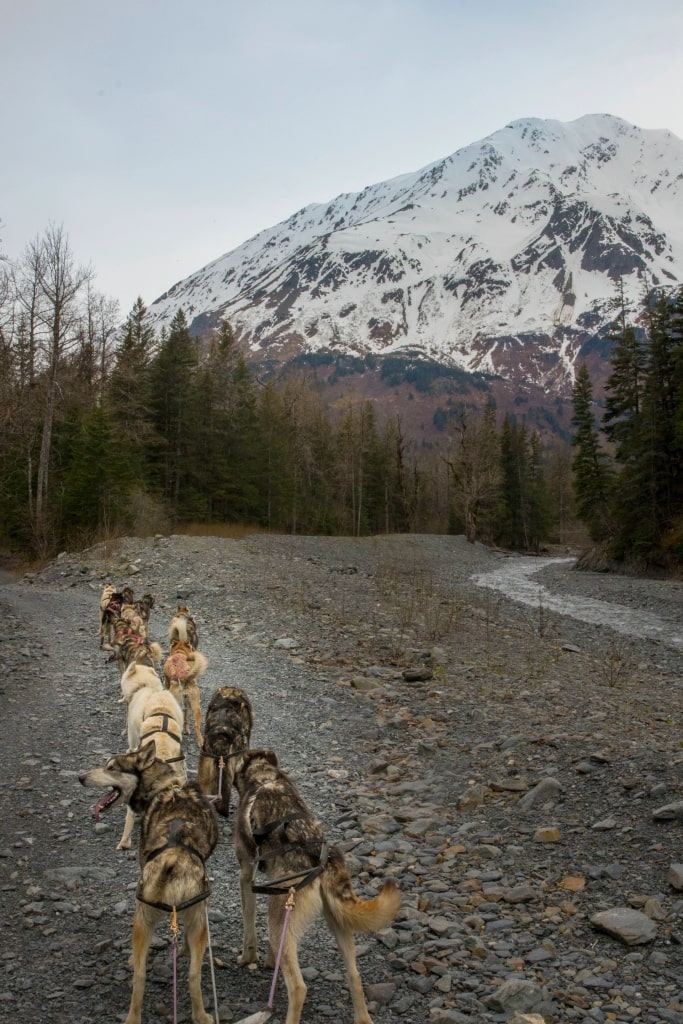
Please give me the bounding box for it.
[2,0,682,315]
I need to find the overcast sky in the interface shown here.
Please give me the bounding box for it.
[2,0,682,315]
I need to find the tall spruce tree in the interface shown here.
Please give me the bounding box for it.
[147,309,198,520]
[106,297,156,484]
[570,364,613,542]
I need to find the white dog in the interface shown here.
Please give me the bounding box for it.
[116,662,186,850]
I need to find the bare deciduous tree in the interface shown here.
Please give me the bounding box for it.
[17,224,92,553]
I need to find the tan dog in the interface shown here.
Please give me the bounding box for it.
[234,749,401,1024]
[99,584,122,649]
[197,686,253,817]
[169,603,199,649]
[119,588,146,637]
[117,661,186,850]
[163,640,208,747]
[80,744,218,1024]
[111,621,162,675]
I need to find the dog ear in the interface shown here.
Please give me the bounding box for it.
[256,748,278,767]
[138,741,157,768]
[241,748,277,769]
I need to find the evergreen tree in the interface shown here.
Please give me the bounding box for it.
[629,288,683,560]
[106,297,156,483]
[602,276,647,471]
[526,429,553,551]
[498,417,528,548]
[59,403,138,544]
[147,309,198,520]
[570,364,613,542]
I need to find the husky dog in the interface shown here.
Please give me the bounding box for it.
[118,585,146,637]
[117,661,185,850]
[99,584,124,649]
[169,603,199,649]
[163,640,208,747]
[197,686,253,816]
[80,743,218,1024]
[234,749,401,1024]
[133,592,155,633]
[111,621,162,675]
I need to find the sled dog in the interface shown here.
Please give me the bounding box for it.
[197,686,253,816]
[163,640,208,747]
[169,603,199,649]
[234,748,401,1024]
[117,661,185,850]
[80,743,218,1024]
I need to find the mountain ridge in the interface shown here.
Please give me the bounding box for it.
[148,114,683,428]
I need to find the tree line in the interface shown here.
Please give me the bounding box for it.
[1,225,582,560]
[571,284,683,569]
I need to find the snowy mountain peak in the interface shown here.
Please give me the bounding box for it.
[149,114,683,398]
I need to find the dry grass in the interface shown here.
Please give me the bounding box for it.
[175,522,279,540]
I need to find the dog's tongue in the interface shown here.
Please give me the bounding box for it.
[92,789,118,822]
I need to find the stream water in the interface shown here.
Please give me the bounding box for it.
[473,557,683,651]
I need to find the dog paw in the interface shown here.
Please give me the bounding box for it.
[193,1012,213,1024]
[237,953,258,968]
[116,839,131,851]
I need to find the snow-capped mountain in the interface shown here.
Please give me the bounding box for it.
[149,114,683,400]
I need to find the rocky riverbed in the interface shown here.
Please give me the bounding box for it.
[1,532,682,1024]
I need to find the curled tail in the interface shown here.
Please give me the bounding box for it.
[189,650,208,676]
[321,846,400,932]
[169,617,188,644]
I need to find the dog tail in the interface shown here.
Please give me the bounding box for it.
[169,617,187,643]
[321,847,400,933]
[189,650,208,675]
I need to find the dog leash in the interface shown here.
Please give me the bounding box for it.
[232,887,296,1024]
[170,907,180,1024]
[268,886,296,1007]
[205,903,220,1024]
[208,756,225,803]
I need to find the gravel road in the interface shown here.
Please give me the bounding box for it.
[1,533,682,1024]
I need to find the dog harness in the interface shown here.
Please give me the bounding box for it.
[141,713,183,745]
[140,714,185,763]
[136,838,210,913]
[251,812,329,895]
[166,650,192,683]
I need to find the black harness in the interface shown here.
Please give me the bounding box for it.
[200,728,248,760]
[136,837,210,913]
[251,812,329,895]
[141,715,185,765]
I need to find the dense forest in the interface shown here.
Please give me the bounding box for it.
[1,225,680,569]
[571,283,683,569]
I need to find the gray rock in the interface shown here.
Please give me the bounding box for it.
[590,907,658,945]
[667,864,683,890]
[517,777,562,811]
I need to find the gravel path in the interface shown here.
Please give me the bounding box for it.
[1,533,683,1024]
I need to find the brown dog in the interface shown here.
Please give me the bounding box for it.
[234,749,401,1024]
[197,686,253,817]
[163,640,208,746]
[80,743,218,1024]
[169,603,199,649]
[111,620,162,675]
[99,584,123,649]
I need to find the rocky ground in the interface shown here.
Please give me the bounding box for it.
[1,532,682,1024]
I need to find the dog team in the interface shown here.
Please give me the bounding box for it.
[80,583,400,1024]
